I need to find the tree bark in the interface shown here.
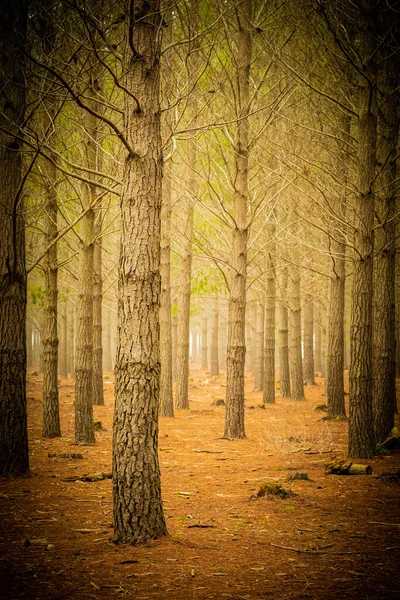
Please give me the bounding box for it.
[263,256,276,404]
[75,203,95,444]
[0,0,29,477]
[160,160,174,417]
[278,264,291,397]
[348,4,377,459]
[42,158,61,437]
[224,0,252,439]
[372,42,398,443]
[327,114,350,419]
[59,300,68,379]
[113,0,167,544]
[303,293,316,387]
[175,195,193,409]
[288,261,305,400]
[253,301,264,391]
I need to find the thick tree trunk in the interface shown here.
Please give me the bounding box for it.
[253,301,264,391]
[348,5,377,459]
[288,262,305,400]
[263,259,276,404]
[372,48,398,443]
[278,265,291,397]
[160,161,174,417]
[75,206,95,445]
[303,293,316,386]
[42,159,61,438]
[0,0,29,477]
[201,316,208,371]
[327,115,349,418]
[113,1,167,544]
[224,0,251,439]
[210,302,219,377]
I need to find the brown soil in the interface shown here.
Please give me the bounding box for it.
[1,368,400,600]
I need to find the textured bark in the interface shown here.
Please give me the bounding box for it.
[327,115,349,419]
[303,294,316,387]
[59,301,68,379]
[0,0,29,477]
[263,260,276,404]
[113,0,167,544]
[174,197,193,409]
[160,161,174,417]
[201,317,208,371]
[224,0,252,439]
[75,205,95,445]
[93,213,104,405]
[67,300,75,378]
[210,303,219,377]
[42,159,60,438]
[288,262,304,400]
[372,45,398,443]
[348,5,377,459]
[253,302,264,391]
[278,265,291,397]
[92,70,104,406]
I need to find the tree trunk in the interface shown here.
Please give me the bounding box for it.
[348,5,377,459]
[201,316,208,371]
[93,213,104,405]
[303,293,316,386]
[67,299,75,378]
[210,302,219,377]
[314,308,322,375]
[59,300,68,379]
[263,257,275,404]
[172,314,178,382]
[175,196,193,409]
[42,158,61,438]
[253,301,264,391]
[288,261,305,400]
[327,115,349,419]
[75,205,95,444]
[245,313,253,372]
[372,45,398,443]
[27,319,33,370]
[0,0,29,477]
[224,0,252,439]
[113,1,167,544]
[278,265,291,397]
[160,160,174,417]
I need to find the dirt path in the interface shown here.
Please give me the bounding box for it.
[1,368,399,599]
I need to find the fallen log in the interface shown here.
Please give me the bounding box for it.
[325,459,372,475]
[48,453,83,460]
[62,472,112,482]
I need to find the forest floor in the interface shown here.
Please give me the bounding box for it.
[1,368,400,600]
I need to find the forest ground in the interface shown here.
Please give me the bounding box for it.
[1,368,400,600]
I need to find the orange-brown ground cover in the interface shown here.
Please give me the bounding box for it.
[1,368,400,600]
